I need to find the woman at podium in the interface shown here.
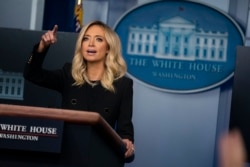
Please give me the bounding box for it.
[24,20,135,158]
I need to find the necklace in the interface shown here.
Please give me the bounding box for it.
[89,80,99,88]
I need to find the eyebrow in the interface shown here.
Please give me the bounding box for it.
[84,34,104,38]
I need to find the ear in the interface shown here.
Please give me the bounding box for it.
[106,48,109,55]
[106,45,110,53]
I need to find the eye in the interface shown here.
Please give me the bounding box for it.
[96,37,103,42]
[82,36,89,42]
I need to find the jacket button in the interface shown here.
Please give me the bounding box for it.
[71,99,77,105]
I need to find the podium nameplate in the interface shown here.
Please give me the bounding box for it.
[0,116,63,153]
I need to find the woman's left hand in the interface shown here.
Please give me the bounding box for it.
[122,139,135,158]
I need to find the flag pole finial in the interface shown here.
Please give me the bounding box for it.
[76,0,82,5]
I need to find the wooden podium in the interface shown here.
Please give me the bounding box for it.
[0,104,126,167]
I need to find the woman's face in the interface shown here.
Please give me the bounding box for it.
[81,25,109,64]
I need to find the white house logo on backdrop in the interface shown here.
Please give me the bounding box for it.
[0,70,24,100]
[127,16,228,62]
[114,0,244,93]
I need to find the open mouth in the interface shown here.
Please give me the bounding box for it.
[87,50,96,55]
[87,50,97,53]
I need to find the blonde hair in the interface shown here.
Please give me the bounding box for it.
[71,20,127,92]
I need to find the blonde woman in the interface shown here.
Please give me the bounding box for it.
[24,21,134,159]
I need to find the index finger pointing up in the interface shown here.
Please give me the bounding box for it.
[52,25,58,35]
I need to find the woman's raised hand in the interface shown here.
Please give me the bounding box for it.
[38,25,58,53]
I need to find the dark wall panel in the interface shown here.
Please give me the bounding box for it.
[0,28,77,108]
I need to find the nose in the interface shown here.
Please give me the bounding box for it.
[88,38,94,46]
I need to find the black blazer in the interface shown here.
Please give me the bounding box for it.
[23,45,134,142]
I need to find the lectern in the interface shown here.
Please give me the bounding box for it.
[0,104,126,167]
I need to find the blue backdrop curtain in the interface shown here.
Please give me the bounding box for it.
[43,0,75,32]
